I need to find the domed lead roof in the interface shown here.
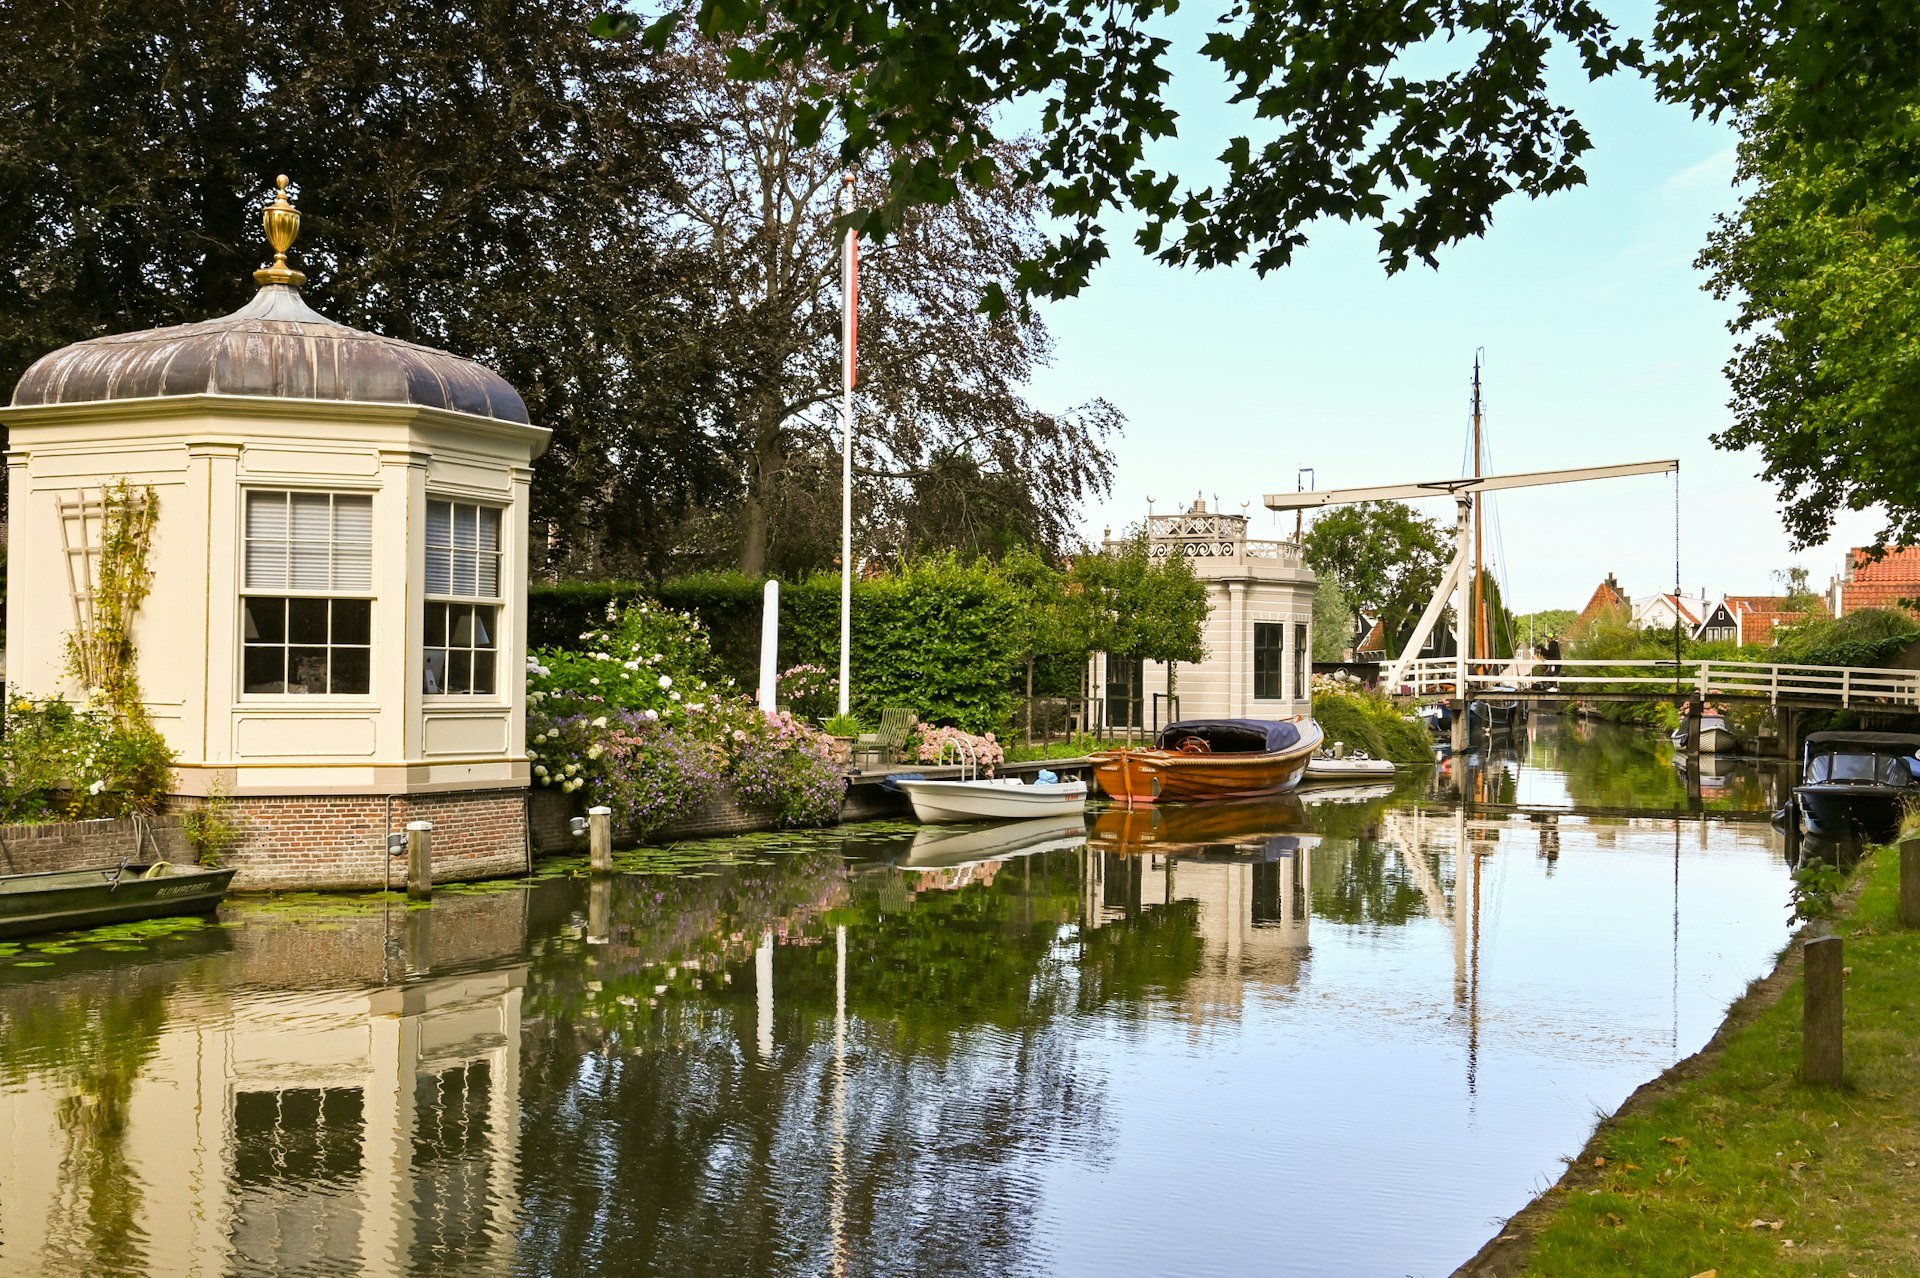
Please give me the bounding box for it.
[11,285,530,425]
[9,176,528,425]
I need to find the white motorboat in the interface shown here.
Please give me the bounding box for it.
[895,776,1089,823]
[1670,711,1742,754]
[1305,755,1396,781]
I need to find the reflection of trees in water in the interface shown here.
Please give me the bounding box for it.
[1531,720,1687,809]
[1,966,184,1276]
[513,850,1200,1278]
[1310,840,1430,927]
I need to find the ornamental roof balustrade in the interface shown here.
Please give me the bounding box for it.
[1103,509,1306,571]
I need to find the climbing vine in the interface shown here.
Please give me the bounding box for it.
[65,479,159,725]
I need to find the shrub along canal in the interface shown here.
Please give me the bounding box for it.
[0,719,1800,1277]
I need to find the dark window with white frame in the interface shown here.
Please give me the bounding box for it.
[242,492,373,695]
[424,501,501,695]
[1294,622,1308,700]
[1253,623,1283,700]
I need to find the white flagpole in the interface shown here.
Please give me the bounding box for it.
[837,175,856,719]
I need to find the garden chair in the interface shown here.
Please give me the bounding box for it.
[877,706,918,762]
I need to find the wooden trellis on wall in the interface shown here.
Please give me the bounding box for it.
[56,488,106,689]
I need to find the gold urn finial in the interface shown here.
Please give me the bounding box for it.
[252,174,307,288]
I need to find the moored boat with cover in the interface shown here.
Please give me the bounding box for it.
[1787,730,1920,843]
[1089,717,1322,806]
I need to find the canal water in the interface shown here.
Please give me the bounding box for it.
[0,719,1798,1277]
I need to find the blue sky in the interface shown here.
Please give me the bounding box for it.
[1023,5,1881,613]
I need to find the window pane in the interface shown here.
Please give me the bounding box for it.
[477,549,499,598]
[453,504,478,549]
[244,646,285,694]
[333,647,370,695]
[423,649,449,695]
[471,650,496,695]
[451,605,475,648]
[287,647,329,693]
[427,501,452,550]
[334,540,373,593]
[424,602,448,647]
[451,549,478,597]
[448,651,472,694]
[333,598,371,644]
[333,495,373,545]
[425,547,451,597]
[472,606,494,648]
[288,598,329,644]
[246,541,289,592]
[244,597,285,643]
[246,491,289,541]
[477,508,499,553]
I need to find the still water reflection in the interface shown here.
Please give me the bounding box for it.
[0,720,1795,1277]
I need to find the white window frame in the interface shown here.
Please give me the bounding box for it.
[239,489,376,699]
[423,498,505,699]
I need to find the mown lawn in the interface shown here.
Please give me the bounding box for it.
[1509,845,1920,1276]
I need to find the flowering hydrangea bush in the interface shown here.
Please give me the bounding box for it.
[527,600,734,732]
[777,663,837,722]
[528,708,726,839]
[528,600,847,833]
[729,711,844,827]
[914,723,1004,771]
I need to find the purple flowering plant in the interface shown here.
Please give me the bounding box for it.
[527,600,846,832]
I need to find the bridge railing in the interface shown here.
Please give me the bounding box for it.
[1393,657,1920,708]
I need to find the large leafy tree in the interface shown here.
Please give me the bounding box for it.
[661,35,1118,576]
[1301,501,1449,654]
[1698,96,1920,550]
[0,0,728,570]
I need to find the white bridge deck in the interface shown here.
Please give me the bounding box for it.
[1396,656,1920,711]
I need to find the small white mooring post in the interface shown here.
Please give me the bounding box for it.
[758,579,781,714]
[405,820,434,900]
[587,805,613,874]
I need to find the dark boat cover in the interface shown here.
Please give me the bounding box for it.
[1155,719,1303,754]
[1805,731,1920,754]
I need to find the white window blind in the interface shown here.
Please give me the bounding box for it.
[245,492,373,592]
[426,501,501,599]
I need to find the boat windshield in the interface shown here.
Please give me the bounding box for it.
[1807,752,1912,786]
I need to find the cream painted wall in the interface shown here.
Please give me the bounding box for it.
[0,397,548,796]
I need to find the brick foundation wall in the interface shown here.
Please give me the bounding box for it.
[529,782,810,855]
[172,788,529,891]
[0,816,192,876]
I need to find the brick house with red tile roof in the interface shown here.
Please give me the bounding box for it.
[1572,573,1630,636]
[1832,546,1920,619]
[1710,594,1829,647]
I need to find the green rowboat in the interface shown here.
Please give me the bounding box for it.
[0,863,238,939]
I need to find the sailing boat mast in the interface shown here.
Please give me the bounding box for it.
[1471,354,1485,665]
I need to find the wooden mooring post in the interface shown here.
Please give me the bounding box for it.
[1901,837,1920,928]
[1802,933,1845,1086]
[588,805,614,874]
[405,820,434,900]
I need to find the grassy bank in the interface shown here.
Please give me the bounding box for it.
[1466,845,1920,1276]
[1312,688,1433,765]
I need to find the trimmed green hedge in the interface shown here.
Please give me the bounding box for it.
[532,563,1028,732]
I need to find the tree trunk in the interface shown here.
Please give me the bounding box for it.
[738,414,784,576]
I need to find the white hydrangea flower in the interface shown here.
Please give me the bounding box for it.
[591,716,608,729]
[657,675,673,690]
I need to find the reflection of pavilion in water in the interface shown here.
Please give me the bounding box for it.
[1082,804,1317,1012]
[0,927,526,1276]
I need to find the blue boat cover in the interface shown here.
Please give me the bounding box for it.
[1155,718,1302,754]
